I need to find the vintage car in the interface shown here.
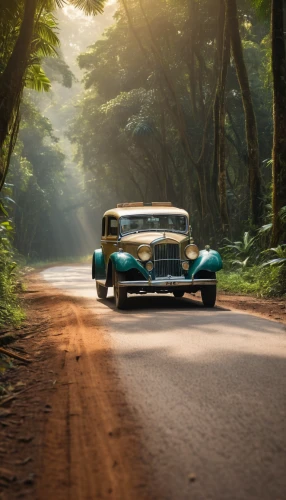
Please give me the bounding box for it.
[92,202,223,309]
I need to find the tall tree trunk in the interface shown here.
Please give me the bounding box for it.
[214,0,230,235]
[0,0,37,190]
[123,0,213,236]
[218,4,230,235]
[213,92,220,211]
[271,0,286,245]
[187,0,198,119]
[225,0,262,226]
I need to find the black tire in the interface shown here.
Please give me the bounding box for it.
[114,272,128,309]
[173,290,185,298]
[96,281,108,299]
[201,285,216,307]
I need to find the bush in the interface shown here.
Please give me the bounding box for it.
[218,265,286,298]
[0,200,24,328]
[0,253,24,328]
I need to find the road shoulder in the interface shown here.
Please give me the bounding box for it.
[187,291,286,325]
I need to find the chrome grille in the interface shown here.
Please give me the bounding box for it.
[154,243,181,277]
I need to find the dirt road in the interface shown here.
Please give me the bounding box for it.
[0,274,154,500]
[1,266,285,500]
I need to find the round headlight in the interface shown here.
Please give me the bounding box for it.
[145,261,154,272]
[185,244,199,260]
[137,244,152,262]
[182,261,190,271]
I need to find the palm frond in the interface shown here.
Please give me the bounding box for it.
[258,223,272,234]
[52,0,66,7]
[68,0,106,15]
[232,257,250,268]
[243,231,256,250]
[32,38,59,57]
[261,258,286,267]
[0,202,8,217]
[270,246,286,256]
[223,242,242,252]
[43,0,66,9]
[36,19,60,48]
[32,13,60,58]
[25,65,51,92]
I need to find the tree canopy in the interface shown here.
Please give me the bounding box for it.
[69,0,279,244]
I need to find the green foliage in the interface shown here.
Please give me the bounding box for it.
[0,190,24,328]
[8,99,64,260]
[43,56,75,88]
[25,65,51,92]
[0,2,61,93]
[63,0,107,15]
[220,232,258,267]
[261,245,286,267]
[250,0,271,18]
[258,205,286,243]
[7,95,97,261]
[219,226,286,297]
[218,265,286,298]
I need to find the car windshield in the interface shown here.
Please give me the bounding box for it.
[120,215,188,235]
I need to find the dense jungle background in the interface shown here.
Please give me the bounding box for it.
[0,0,285,326]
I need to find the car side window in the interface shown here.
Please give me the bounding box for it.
[102,217,106,237]
[107,217,118,237]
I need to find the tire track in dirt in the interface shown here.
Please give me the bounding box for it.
[36,290,152,500]
[0,274,154,500]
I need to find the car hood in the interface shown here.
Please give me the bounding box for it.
[120,232,188,245]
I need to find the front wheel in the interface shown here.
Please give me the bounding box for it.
[173,290,185,298]
[96,281,108,299]
[201,286,216,307]
[114,272,128,310]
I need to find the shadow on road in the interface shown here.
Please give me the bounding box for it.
[100,294,230,314]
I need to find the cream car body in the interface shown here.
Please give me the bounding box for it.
[92,203,222,309]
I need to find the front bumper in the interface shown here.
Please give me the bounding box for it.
[118,278,217,287]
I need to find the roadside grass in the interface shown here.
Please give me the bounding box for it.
[0,264,25,329]
[1,255,92,330]
[217,265,286,298]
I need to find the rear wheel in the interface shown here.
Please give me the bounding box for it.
[201,285,216,307]
[114,272,128,310]
[96,281,108,299]
[173,290,185,298]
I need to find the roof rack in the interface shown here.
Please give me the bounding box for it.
[117,202,173,208]
[151,202,173,207]
[117,202,144,208]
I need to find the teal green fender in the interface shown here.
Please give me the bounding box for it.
[92,249,106,280]
[109,252,149,280]
[187,249,223,278]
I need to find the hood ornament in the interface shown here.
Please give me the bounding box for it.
[163,231,166,238]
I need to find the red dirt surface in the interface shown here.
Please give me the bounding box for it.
[187,292,286,324]
[216,292,286,324]
[0,274,154,500]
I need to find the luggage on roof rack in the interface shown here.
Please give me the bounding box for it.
[117,202,173,208]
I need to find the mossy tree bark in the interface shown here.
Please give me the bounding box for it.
[225,0,262,226]
[0,0,37,191]
[214,0,230,236]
